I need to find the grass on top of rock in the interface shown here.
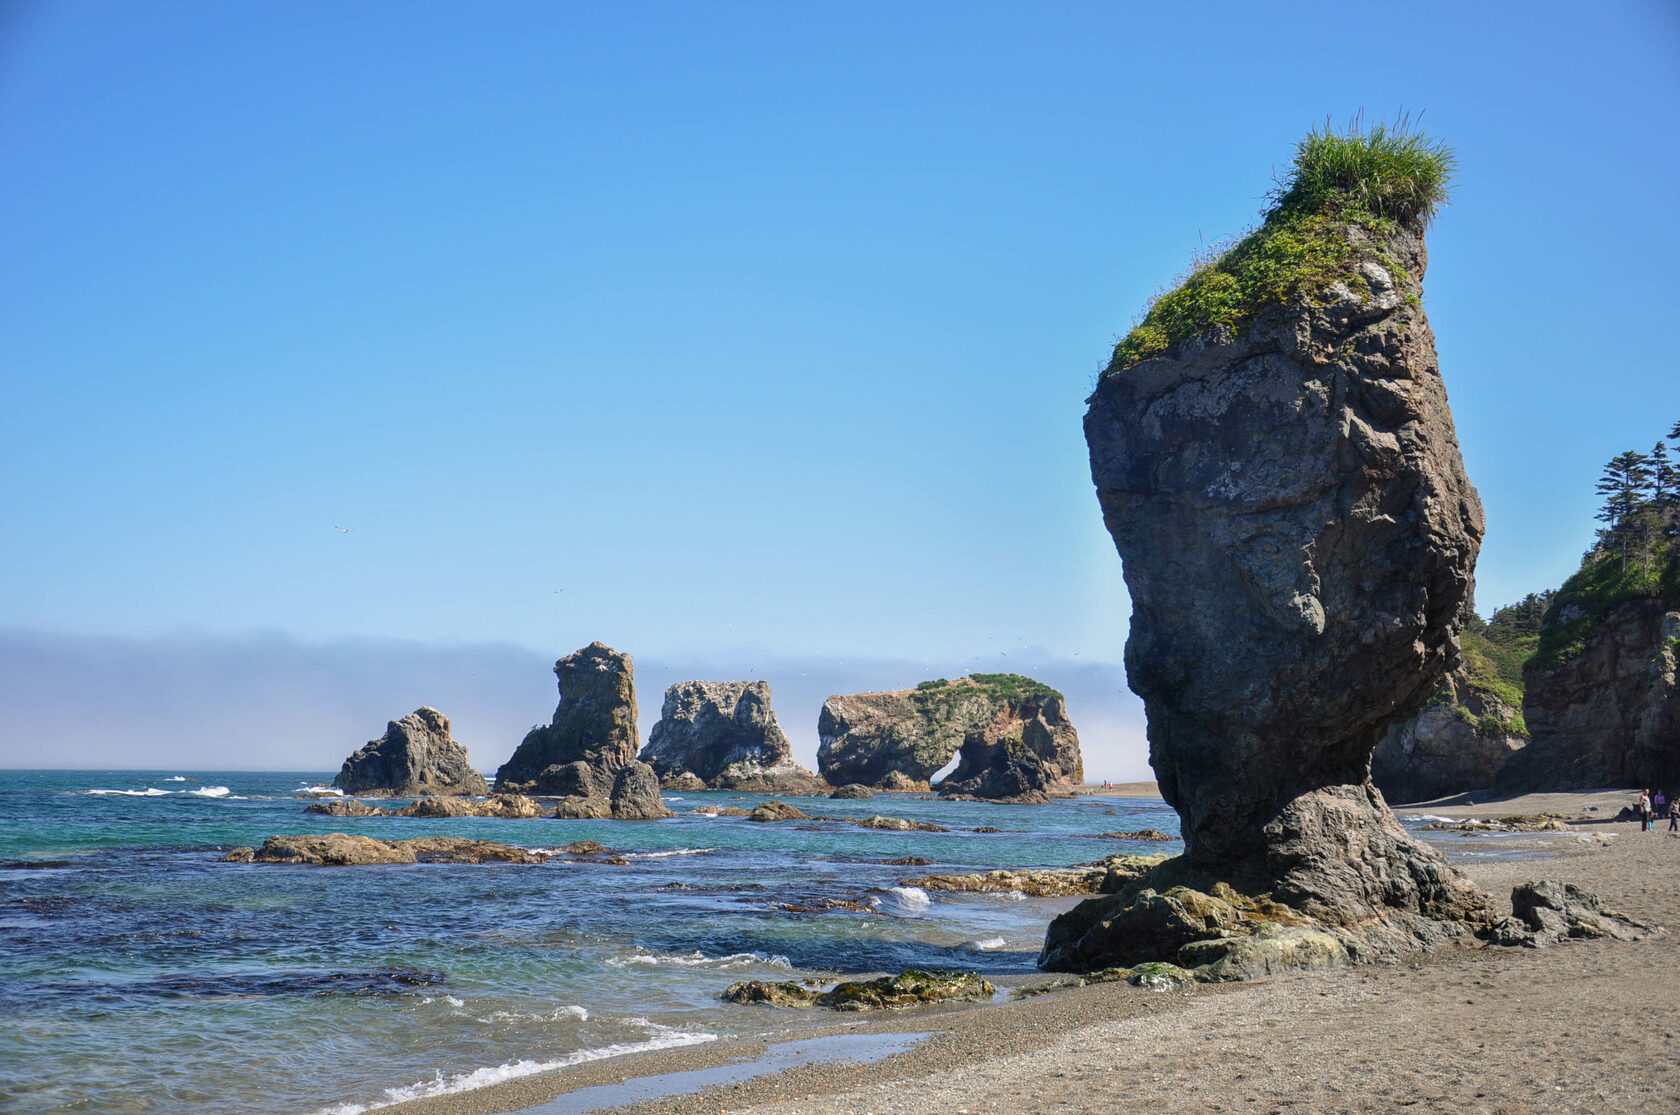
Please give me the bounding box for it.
[1107,115,1453,372]
[1530,539,1680,672]
[913,672,1062,703]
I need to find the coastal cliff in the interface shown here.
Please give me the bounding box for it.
[331,708,489,797]
[641,680,825,792]
[495,642,639,793]
[817,674,1081,797]
[1057,122,1493,976]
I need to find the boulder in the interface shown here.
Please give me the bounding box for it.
[1373,660,1528,803]
[1066,165,1494,975]
[879,771,929,792]
[817,675,1082,795]
[830,783,875,799]
[641,680,825,792]
[332,708,489,797]
[495,642,639,792]
[660,771,708,792]
[609,760,673,820]
[1499,601,1680,791]
[528,761,599,798]
[1488,880,1652,947]
[854,814,946,832]
[748,800,809,822]
[554,795,612,819]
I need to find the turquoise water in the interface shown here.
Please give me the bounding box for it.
[0,771,1184,1113]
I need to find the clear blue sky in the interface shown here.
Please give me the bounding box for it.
[2,2,1677,771]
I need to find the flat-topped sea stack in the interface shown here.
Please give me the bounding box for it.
[495,642,639,794]
[1054,123,1494,977]
[332,708,489,797]
[641,680,826,792]
[817,674,1081,799]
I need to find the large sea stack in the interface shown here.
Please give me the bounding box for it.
[1051,123,1493,976]
[332,708,489,797]
[640,681,826,792]
[495,642,639,793]
[818,674,1082,798]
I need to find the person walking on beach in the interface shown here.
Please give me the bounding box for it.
[1669,796,1679,833]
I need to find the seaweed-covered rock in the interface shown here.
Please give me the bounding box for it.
[818,675,1081,794]
[722,969,994,1010]
[332,708,489,797]
[854,814,946,832]
[748,800,809,822]
[1073,146,1493,975]
[304,799,391,817]
[222,833,548,866]
[495,643,640,792]
[641,680,825,792]
[609,760,673,820]
[909,854,1167,898]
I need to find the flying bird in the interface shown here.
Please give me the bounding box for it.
[334,526,352,534]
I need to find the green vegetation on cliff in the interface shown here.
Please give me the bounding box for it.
[914,672,1061,703]
[1108,116,1453,371]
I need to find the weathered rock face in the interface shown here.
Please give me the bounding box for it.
[332,708,490,797]
[1372,662,1528,803]
[938,694,1083,801]
[817,677,1082,796]
[1500,600,1680,791]
[641,681,825,791]
[1071,218,1492,970]
[495,643,639,792]
[609,760,673,820]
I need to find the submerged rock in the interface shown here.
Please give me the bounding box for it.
[641,680,826,792]
[853,814,946,832]
[722,969,994,1011]
[747,800,810,822]
[1069,153,1493,977]
[495,643,640,792]
[304,799,391,817]
[222,834,548,866]
[332,708,490,797]
[818,675,1082,796]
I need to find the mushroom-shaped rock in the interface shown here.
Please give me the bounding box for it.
[332,708,489,797]
[495,643,640,792]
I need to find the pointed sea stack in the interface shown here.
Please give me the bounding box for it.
[1051,123,1493,977]
[495,642,640,792]
[332,708,489,797]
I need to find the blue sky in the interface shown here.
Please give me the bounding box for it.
[2,1,1676,772]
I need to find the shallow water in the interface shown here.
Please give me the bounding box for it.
[0,771,1181,1114]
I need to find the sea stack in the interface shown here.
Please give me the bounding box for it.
[640,680,826,792]
[817,674,1082,798]
[1050,123,1493,975]
[332,708,489,797]
[494,642,640,793]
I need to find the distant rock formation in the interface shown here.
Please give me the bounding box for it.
[332,708,489,797]
[1060,190,1492,977]
[817,675,1081,797]
[223,834,615,866]
[495,642,639,792]
[641,680,826,792]
[1372,662,1528,803]
[553,759,673,821]
[1499,598,1680,791]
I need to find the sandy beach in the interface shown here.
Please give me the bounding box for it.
[387,788,1676,1115]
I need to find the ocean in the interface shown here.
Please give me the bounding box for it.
[0,770,1186,1114]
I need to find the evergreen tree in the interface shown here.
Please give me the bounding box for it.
[1596,450,1653,570]
[1652,440,1676,509]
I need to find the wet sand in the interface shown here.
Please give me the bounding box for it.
[391,790,1677,1115]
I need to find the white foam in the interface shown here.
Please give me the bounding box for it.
[972,936,1008,950]
[869,886,931,917]
[165,776,187,782]
[621,848,714,859]
[87,788,171,796]
[605,949,790,970]
[297,784,344,797]
[189,785,231,798]
[479,1004,590,1025]
[312,1023,716,1114]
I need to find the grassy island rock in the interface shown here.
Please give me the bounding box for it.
[495,642,640,793]
[331,708,489,797]
[1068,120,1494,977]
[817,674,1081,796]
[640,680,826,792]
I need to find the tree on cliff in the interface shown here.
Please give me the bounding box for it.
[1596,450,1654,570]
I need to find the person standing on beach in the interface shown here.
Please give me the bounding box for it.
[1669,796,1678,833]
[1637,790,1652,831]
